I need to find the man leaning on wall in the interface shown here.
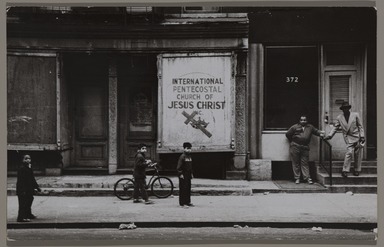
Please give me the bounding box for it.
[286,115,325,184]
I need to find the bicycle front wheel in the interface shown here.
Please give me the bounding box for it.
[151,177,174,198]
[114,178,135,200]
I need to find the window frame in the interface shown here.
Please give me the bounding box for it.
[263,45,320,131]
[182,6,220,13]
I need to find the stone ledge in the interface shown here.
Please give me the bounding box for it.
[45,168,62,176]
[226,171,246,180]
[248,159,272,181]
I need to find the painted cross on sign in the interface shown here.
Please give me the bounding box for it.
[182,111,212,138]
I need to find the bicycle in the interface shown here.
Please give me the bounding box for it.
[113,163,174,200]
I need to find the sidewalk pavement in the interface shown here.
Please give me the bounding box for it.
[7,193,377,229]
[7,175,330,196]
[7,175,377,229]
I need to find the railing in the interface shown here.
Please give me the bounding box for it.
[319,138,333,186]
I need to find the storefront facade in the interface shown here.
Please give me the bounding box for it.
[7,7,376,181]
[7,7,249,178]
[247,7,376,179]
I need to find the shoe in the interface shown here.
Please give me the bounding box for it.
[17,218,31,222]
[295,179,300,184]
[307,178,313,184]
[144,200,154,205]
[341,171,348,178]
[28,214,37,219]
[186,203,195,207]
[133,199,142,203]
[353,171,360,176]
[181,205,189,209]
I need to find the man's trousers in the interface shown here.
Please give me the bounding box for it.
[289,142,310,181]
[343,142,363,172]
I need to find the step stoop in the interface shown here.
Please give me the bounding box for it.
[316,160,377,194]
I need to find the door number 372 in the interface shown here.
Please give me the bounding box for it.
[286,77,299,83]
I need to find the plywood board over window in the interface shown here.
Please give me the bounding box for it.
[157,52,236,153]
[7,55,57,147]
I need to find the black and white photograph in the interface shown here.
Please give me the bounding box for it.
[4,2,379,246]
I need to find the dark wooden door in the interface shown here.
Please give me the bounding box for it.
[66,54,109,168]
[118,55,157,169]
[74,85,108,167]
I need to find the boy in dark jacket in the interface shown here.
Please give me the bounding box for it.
[133,144,154,204]
[177,142,194,208]
[16,154,41,222]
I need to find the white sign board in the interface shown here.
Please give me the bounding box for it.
[158,53,235,153]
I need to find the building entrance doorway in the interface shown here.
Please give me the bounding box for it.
[321,44,365,160]
[65,54,109,168]
[117,54,158,170]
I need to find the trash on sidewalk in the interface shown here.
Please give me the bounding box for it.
[311,227,323,232]
[118,222,137,230]
[346,191,354,196]
[263,192,270,195]
[233,224,249,229]
[373,228,377,240]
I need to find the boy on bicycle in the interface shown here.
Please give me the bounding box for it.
[177,142,194,208]
[133,143,154,204]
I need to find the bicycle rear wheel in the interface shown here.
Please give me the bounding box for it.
[114,178,135,200]
[151,177,174,198]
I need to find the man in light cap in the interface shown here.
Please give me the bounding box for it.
[324,101,365,177]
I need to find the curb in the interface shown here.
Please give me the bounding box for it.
[7,221,378,230]
[7,187,333,197]
[7,188,254,197]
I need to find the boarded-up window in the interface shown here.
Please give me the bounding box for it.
[329,75,350,122]
[7,55,56,144]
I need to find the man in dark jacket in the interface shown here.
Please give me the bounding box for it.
[286,115,325,184]
[16,154,41,222]
[133,144,154,204]
[177,142,194,208]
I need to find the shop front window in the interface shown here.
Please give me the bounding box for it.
[183,6,220,13]
[129,89,153,132]
[264,46,319,130]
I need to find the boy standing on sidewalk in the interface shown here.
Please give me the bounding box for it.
[133,144,154,205]
[16,154,41,222]
[177,142,194,208]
